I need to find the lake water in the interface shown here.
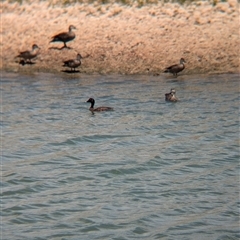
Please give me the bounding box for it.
[2,72,239,240]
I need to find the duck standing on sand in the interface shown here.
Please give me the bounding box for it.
[86,98,114,112]
[165,89,178,102]
[50,25,77,49]
[16,44,40,64]
[164,58,186,77]
[63,53,82,72]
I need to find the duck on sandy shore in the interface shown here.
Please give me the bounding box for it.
[165,89,178,102]
[63,53,82,72]
[86,98,114,112]
[164,58,186,77]
[50,25,77,49]
[16,44,40,64]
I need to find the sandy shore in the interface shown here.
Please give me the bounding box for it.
[1,0,239,75]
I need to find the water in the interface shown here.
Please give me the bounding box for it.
[2,72,239,240]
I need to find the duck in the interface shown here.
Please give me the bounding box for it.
[86,98,114,112]
[164,58,186,77]
[16,44,40,63]
[63,53,82,72]
[50,25,77,49]
[165,89,178,102]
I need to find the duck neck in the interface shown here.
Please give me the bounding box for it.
[90,101,95,109]
[180,60,185,67]
[32,49,39,55]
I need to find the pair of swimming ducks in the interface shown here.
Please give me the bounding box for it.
[87,89,178,112]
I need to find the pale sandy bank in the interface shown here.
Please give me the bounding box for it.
[1,0,239,75]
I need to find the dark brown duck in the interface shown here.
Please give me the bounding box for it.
[86,98,114,112]
[164,58,186,77]
[63,53,82,72]
[16,44,40,63]
[50,25,76,49]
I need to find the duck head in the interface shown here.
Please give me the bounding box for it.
[32,44,40,50]
[76,53,83,60]
[86,98,95,109]
[69,25,77,31]
[86,98,94,103]
[180,58,186,64]
[170,89,176,94]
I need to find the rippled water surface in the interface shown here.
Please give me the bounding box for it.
[2,72,239,240]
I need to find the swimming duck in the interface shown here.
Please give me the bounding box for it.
[50,25,76,49]
[86,98,114,112]
[16,44,40,63]
[63,53,82,72]
[164,58,186,77]
[165,89,178,102]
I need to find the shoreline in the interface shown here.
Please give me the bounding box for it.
[1,0,239,75]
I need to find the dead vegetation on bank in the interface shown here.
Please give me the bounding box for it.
[1,0,239,74]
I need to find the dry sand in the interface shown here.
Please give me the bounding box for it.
[1,0,239,75]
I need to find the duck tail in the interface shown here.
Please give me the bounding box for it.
[49,37,57,43]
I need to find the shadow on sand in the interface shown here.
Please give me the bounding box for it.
[18,60,36,66]
[61,69,80,73]
[49,46,72,50]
